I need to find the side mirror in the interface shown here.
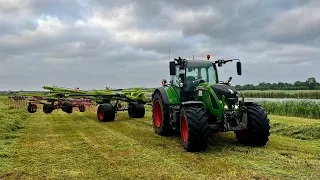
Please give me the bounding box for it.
[237,62,242,75]
[170,61,176,75]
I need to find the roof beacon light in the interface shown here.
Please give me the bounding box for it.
[207,54,210,60]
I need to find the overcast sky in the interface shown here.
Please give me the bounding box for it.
[1,0,320,90]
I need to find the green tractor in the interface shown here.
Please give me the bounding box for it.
[152,55,270,152]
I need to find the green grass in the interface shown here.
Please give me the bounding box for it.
[270,116,320,140]
[0,100,319,179]
[240,90,320,99]
[258,100,320,119]
[0,96,30,173]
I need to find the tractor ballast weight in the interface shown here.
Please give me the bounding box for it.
[152,56,270,152]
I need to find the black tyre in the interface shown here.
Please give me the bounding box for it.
[78,104,85,112]
[43,104,53,114]
[62,102,73,114]
[235,103,270,146]
[152,91,172,136]
[128,102,145,118]
[97,103,115,122]
[27,103,37,113]
[180,106,209,152]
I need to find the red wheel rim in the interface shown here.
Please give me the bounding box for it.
[181,115,188,142]
[154,100,162,128]
[99,108,104,119]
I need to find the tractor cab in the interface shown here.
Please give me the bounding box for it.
[169,56,241,90]
[184,61,218,88]
[170,59,218,86]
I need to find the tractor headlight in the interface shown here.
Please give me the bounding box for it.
[234,105,239,110]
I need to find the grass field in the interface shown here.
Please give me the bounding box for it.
[0,98,320,179]
[240,90,320,99]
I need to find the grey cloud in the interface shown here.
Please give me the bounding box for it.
[263,6,320,44]
[28,0,87,21]
[0,21,123,60]
[0,0,320,91]
[174,0,315,45]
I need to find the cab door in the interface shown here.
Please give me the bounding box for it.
[171,66,181,100]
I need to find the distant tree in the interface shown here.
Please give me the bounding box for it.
[235,77,318,90]
[235,85,241,90]
[306,77,317,90]
[269,83,277,89]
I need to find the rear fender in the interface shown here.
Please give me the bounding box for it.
[153,87,169,104]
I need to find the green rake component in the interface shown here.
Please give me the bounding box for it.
[10,86,153,122]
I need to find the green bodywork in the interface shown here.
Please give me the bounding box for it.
[163,84,226,122]
[164,86,180,105]
[195,83,225,121]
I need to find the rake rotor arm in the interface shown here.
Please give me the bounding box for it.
[43,86,87,94]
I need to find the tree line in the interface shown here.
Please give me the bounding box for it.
[235,77,320,90]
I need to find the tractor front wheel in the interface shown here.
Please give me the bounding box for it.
[97,103,115,122]
[180,106,209,152]
[152,91,172,136]
[235,103,270,146]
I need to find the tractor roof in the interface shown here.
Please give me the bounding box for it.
[186,60,214,68]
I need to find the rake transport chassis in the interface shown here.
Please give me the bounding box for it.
[19,86,152,122]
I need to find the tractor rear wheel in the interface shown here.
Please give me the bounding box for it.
[235,103,270,146]
[180,106,209,152]
[128,102,145,118]
[43,104,53,114]
[152,91,172,136]
[97,103,115,122]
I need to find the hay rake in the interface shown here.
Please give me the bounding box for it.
[8,86,153,122]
